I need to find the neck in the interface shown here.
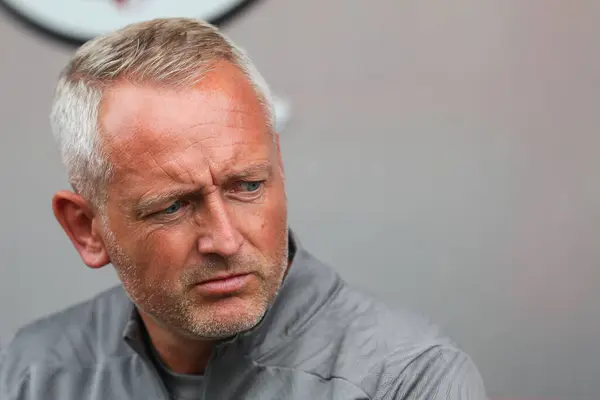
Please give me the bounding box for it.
[140,311,216,375]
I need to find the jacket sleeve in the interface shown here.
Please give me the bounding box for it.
[0,335,31,400]
[0,344,12,399]
[376,345,487,400]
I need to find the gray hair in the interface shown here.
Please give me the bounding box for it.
[50,18,274,209]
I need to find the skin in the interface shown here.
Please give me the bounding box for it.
[52,61,289,374]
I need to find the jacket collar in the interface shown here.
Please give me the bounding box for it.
[236,230,342,356]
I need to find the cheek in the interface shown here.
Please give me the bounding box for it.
[127,226,198,278]
[236,188,287,253]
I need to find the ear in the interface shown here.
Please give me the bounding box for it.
[52,191,110,269]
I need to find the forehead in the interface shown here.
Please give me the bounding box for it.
[98,62,273,181]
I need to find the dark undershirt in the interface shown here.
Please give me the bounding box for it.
[147,340,205,400]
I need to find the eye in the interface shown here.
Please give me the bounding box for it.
[238,181,263,192]
[162,200,184,214]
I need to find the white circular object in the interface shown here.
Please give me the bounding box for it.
[1,0,249,42]
[1,0,293,132]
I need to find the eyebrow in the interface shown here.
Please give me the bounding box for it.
[222,160,273,181]
[132,161,273,217]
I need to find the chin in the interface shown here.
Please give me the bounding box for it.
[186,296,268,339]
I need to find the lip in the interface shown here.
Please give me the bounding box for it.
[194,273,252,296]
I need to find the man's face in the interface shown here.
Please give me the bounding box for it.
[98,62,288,339]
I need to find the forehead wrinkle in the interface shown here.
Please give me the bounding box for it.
[184,108,263,128]
[104,128,176,171]
[107,145,209,198]
[151,152,213,190]
[109,127,268,188]
[147,149,192,185]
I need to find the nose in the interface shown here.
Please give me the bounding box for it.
[196,194,243,257]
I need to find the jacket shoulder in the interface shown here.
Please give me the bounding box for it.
[327,285,486,398]
[0,286,131,396]
[259,267,485,399]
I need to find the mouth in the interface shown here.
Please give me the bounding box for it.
[193,273,253,297]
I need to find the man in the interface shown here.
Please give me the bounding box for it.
[0,18,486,399]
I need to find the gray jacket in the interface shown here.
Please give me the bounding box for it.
[0,235,486,399]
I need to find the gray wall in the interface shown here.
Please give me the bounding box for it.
[1,0,599,398]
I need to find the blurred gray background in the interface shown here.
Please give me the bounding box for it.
[1,0,599,398]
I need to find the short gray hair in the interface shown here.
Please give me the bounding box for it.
[50,18,274,208]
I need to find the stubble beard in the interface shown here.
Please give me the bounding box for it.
[103,228,289,340]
